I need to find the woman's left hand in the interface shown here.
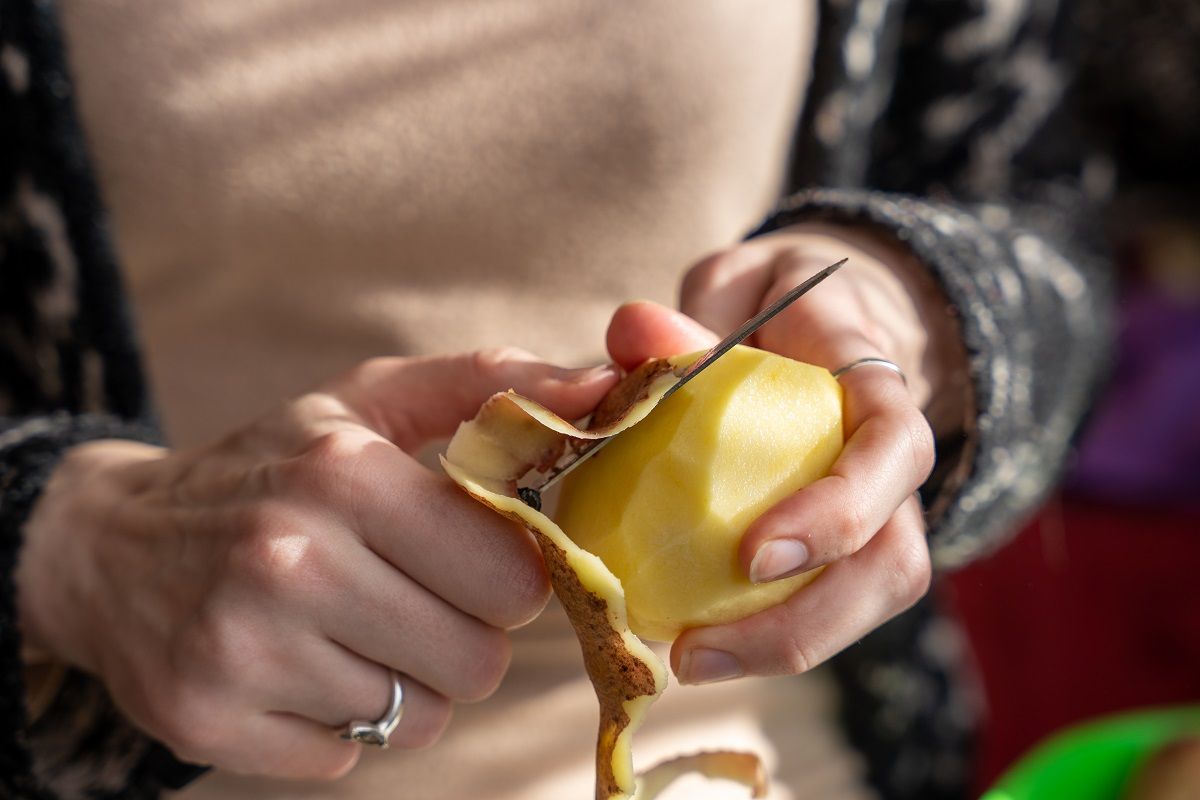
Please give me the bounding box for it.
[606,223,967,684]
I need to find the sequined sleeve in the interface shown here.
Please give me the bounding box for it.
[753,4,1120,797]
[1,2,202,797]
[756,188,1112,568]
[772,0,1115,568]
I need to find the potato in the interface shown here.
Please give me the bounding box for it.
[441,348,805,798]
[1125,737,1200,800]
[555,345,843,642]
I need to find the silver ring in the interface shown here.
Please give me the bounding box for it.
[340,671,405,748]
[832,357,907,385]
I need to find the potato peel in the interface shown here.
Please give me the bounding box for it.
[634,751,768,799]
[439,458,665,799]
[443,356,769,800]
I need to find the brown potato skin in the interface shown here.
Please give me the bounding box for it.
[1125,737,1200,800]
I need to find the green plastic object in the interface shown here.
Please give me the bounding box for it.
[981,706,1200,800]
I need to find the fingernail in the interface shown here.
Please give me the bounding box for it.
[749,539,809,584]
[678,648,743,685]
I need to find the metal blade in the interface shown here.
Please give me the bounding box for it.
[518,258,846,508]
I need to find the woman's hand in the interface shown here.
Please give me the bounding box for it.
[608,223,967,684]
[16,350,617,779]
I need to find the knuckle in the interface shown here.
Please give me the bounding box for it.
[680,249,736,308]
[306,747,361,781]
[231,500,291,542]
[306,429,371,465]
[826,482,870,550]
[780,634,819,676]
[457,629,512,702]
[489,553,551,629]
[888,536,932,609]
[267,430,383,510]
[348,356,391,382]
[470,347,535,382]
[291,431,375,496]
[227,507,327,597]
[681,252,723,289]
[258,741,360,781]
[899,409,936,479]
[333,356,400,392]
[398,695,453,749]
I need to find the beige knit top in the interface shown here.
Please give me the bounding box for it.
[59,0,875,797]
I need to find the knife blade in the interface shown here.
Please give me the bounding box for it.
[517,257,846,510]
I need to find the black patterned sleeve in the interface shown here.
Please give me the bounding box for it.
[1,2,205,797]
[764,6,1119,795]
[772,0,1116,568]
[755,188,1112,569]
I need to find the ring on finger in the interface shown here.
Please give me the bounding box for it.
[340,670,405,748]
[832,357,907,385]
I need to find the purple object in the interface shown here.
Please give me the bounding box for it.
[1068,284,1200,507]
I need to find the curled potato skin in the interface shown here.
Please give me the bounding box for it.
[444,359,766,800]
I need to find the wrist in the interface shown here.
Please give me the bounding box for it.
[16,439,166,673]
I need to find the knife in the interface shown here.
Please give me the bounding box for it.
[517,257,846,510]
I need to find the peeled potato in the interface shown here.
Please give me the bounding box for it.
[441,347,839,799]
[555,345,843,641]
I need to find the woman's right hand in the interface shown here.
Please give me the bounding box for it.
[16,350,617,780]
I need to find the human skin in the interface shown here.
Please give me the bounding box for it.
[608,223,967,685]
[16,352,619,779]
[15,224,966,778]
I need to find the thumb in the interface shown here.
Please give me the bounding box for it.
[333,349,620,452]
[606,301,720,371]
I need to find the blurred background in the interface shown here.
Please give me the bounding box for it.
[947,0,1200,793]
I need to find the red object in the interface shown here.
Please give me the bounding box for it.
[947,495,1200,791]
